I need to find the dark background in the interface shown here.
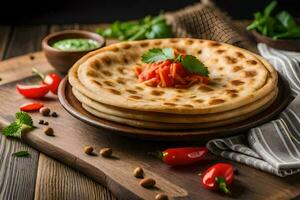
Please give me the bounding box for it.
[0,0,299,25]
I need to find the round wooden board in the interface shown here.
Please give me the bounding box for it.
[58,75,291,141]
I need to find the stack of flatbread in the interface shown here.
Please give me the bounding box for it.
[68,38,278,130]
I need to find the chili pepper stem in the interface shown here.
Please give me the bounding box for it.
[147,151,164,160]
[216,177,231,195]
[32,67,45,80]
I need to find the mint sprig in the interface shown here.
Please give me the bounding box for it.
[141,48,209,77]
[142,48,175,63]
[182,55,209,76]
[2,111,34,138]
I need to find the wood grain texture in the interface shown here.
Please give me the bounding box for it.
[0,25,49,200]
[4,25,48,59]
[33,24,116,200]
[34,154,117,200]
[0,52,51,85]
[0,26,11,59]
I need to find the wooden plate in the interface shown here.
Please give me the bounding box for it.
[58,75,291,141]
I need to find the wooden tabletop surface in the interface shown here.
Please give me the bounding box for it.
[0,21,259,200]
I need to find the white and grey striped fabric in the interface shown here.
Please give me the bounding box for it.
[207,43,300,177]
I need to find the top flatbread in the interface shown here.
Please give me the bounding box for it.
[69,38,277,114]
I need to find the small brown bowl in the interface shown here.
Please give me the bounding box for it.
[251,30,300,52]
[42,30,106,73]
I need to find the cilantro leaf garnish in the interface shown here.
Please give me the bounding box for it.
[182,55,209,76]
[142,48,175,63]
[13,150,30,157]
[2,111,34,138]
[16,111,33,127]
[141,48,209,77]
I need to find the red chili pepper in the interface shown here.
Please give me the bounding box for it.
[19,102,44,111]
[202,163,234,195]
[16,84,49,98]
[151,147,208,166]
[32,68,61,94]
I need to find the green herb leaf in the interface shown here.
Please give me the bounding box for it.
[96,14,173,41]
[276,11,296,30]
[13,150,30,157]
[162,48,175,59]
[182,55,209,77]
[3,122,23,138]
[2,112,33,138]
[247,0,300,39]
[263,1,277,17]
[16,111,33,127]
[273,27,300,39]
[142,48,175,63]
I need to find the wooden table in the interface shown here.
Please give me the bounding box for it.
[0,22,299,200]
[0,24,118,200]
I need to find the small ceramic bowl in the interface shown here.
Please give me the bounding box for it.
[251,30,300,52]
[42,30,106,73]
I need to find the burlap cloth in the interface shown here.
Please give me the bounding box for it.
[166,3,252,49]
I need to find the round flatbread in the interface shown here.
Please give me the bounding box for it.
[69,38,277,114]
[81,91,276,130]
[72,87,278,124]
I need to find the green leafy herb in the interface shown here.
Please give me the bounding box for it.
[141,48,209,77]
[182,55,209,76]
[96,14,173,41]
[2,112,34,138]
[247,1,300,40]
[142,48,175,63]
[13,150,30,157]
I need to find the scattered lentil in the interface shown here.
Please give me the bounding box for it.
[38,119,44,124]
[43,127,54,136]
[84,146,94,155]
[100,147,112,158]
[43,121,49,125]
[155,194,168,200]
[139,178,156,188]
[133,167,144,178]
[40,107,50,116]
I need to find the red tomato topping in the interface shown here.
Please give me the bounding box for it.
[134,60,209,88]
[19,102,44,111]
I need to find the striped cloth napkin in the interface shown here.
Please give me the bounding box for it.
[207,43,300,177]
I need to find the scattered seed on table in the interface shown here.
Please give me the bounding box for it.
[155,194,168,200]
[43,127,54,136]
[43,121,49,125]
[38,119,44,124]
[100,147,112,158]
[84,146,94,155]
[51,112,58,117]
[133,167,144,178]
[139,178,156,188]
[40,107,50,116]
